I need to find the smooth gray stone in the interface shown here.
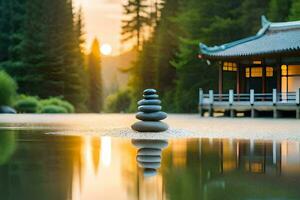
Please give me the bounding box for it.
[143,168,157,177]
[143,89,157,95]
[136,111,167,121]
[131,121,169,132]
[138,99,161,106]
[138,148,162,156]
[138,161,161,169]
[138,105,161,113]
[143,94,159,99]
[132,139,168,149]
[137,155,161,163]
[0,106,16,114]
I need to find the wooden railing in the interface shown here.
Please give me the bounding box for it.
[199,88,300,105]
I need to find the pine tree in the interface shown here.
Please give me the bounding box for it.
[153,0,180,94]
[87,39,103,112]
[127,40,156,108]
[0,0,13,63]
[172,0,236,112]
[289,0,300,20]
[74,7,88,112]
[121,0,150,49]
[149,0,163,31]
[15,0,48,95]
[0,0,26,65]
[125,0,180,111]
[234,0,269,38]
[60,0,87,111]
[268,0,292,21]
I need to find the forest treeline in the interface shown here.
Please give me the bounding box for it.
[1,0,299,113]
[0,0,102,112]
[109,0,300,113]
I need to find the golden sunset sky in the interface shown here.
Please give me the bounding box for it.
[74,0,124,55]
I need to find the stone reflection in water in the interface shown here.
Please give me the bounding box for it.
[132,139,168,177]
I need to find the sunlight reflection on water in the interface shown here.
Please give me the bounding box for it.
[101,136,111,167]
[1,127,300,199]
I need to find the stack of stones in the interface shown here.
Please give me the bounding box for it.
[132,139,169,177]
[131,89,168,132]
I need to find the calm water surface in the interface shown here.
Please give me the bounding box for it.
[0,129,300,200]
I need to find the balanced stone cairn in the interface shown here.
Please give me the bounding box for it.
[132,139,169,177]
[131,89,168,132]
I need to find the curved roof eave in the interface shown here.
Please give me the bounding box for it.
[199,15,300,58]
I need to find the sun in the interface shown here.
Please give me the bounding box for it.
[100,43,112,56]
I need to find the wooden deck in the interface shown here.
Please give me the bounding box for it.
[199,89,300,118]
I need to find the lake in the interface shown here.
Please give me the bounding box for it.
[0,114,300,200]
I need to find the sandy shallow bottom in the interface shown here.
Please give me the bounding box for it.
[0,114,300,141]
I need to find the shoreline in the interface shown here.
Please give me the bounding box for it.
[0,114,299,141]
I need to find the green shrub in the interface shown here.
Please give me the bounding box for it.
[40,105,68,113]
[39,97,74,113]
[104,89,132,113]
[0,71,17,106]
[13,95,74,113]
[14,96,40,113]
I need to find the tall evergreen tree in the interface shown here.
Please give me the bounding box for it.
[0,0,13,63]
[268,0,293,21]
[87,39,103,112]
[74,7,88,111]
[238,0,269,36]
[153,0,180,95]
[15,0,48,95]
[127,40,156,110]
[289,0,300,20]
[121,0,150,49]
[149,0,163,31]
[60,0,87,111]
[0,0,88,111]
[0,0,26,65]
[125,0,180,111]
[171,0,270,112]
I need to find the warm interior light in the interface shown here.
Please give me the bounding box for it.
[253,60,262,64]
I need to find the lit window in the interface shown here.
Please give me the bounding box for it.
[251,162,263,173]
[251,67,262,77]
[253,60,262,64]
[233,63,237,71]
[287,65,300,75]
[246,67,250,78]
[223,62,237,71]
[281,65,287,76]
[266,67,273,77]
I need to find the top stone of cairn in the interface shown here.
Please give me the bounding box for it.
[143,89,159,99]
[143,89,157,95]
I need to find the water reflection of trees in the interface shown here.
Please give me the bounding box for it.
[0,131,17,165]
[91,137,101,174]
[162,138,300,200]
[0,131,82,200]
[1,133,300,200]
